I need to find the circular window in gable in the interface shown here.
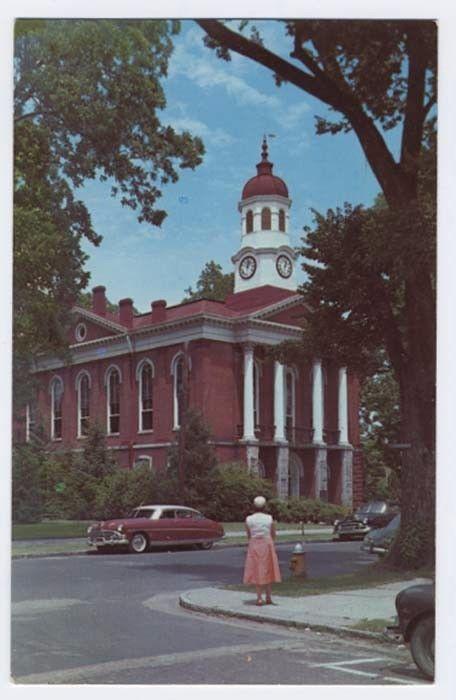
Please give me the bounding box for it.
[75,323,87,342]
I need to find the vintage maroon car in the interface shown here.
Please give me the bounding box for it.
[87,504,224,554]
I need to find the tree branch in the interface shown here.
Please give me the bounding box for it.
[197,19,348,111]
[14,111,41,123]
[197,19,415,208]
[399,23,430,195]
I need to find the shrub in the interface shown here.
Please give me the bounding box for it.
[268,497,349,524]
[93,466,177,520]
[12,444,44,523]
[202,463,275,521]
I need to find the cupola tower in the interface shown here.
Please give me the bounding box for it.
[232,137,298,292]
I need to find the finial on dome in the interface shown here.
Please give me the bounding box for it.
[261,135,269,162]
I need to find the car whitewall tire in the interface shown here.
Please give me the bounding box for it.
[129,532,149,554]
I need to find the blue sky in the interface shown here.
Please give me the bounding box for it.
[78,19,398,312]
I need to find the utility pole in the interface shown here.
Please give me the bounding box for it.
[177,341,190,500]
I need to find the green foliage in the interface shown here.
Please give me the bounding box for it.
[167,409,217,501]
[13,19,204,410]
[182,260,234,303]
[12,444,45,523]
[93,466,176,520]
[38,424,118,520]
[267,497,349,524]
[361,366,402,501]
[201,463,275,521]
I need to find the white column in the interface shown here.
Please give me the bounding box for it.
[312,359,324,443]
[243,344,256,441]
[338,367,349,445]
[274,361,286,442]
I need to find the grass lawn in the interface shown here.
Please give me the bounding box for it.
[12,520,331,540]
[226,564,434,597]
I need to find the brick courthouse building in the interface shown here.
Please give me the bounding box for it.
[29,141,364,506]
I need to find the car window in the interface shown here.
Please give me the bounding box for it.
[176,509,195,519]
[366,501,387,513]
[130,508,155,519]
[159,510,176,519]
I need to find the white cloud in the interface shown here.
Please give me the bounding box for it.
[169,117,234,146]
[170,26,281,111]
[280,102,311,130]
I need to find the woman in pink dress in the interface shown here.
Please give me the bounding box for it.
[243,496,281,605]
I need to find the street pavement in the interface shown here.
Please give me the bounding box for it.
[10,539,433,685]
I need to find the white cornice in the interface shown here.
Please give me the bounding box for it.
[238,194,292,210]
[33,313,303,372]
[71,306,125,333]
[231,245,299,264]
[250,294,313,320]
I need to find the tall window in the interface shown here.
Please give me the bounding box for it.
[285,369,296,432]
[138,361,154,431]
[261,207,271,230]
[174,356,184,429]
[107,367,121,435]
[246,210,254,233]
[50,377,63,440]
[278,209,286,232]
[77,372,91,437]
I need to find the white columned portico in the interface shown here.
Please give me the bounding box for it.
[274,361,286,442]
[312,359,324,443]
[242,344,257,441]
[338,367,349,445]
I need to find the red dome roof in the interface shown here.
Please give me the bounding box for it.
[241,138,289,200]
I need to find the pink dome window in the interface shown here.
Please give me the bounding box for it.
[279,209,286,232]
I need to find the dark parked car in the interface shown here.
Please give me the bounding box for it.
[361,513,401,554]
[87,504,224,553]
[333,500,399,541]
[387,583,435,680]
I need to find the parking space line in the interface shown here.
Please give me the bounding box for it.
[309,656,387,667]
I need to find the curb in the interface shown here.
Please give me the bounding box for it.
[178,593,393,644]
[11,537,333,560]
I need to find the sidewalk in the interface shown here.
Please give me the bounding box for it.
[11,527,332,558]
[179,578,432,641]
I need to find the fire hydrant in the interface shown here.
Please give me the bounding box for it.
[289,542,307,578]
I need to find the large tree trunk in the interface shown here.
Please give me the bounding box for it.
[386,272,436,569]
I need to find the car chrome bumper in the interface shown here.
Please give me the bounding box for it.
[87,535,129,547]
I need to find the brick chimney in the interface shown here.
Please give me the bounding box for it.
[151,299,167,323]
[119,298,134,328]
[92,286,106,316]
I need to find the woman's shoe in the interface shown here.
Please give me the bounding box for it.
[256,599,264,606]
[265,598,273,605]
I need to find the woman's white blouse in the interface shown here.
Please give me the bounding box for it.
[246,512,273,538]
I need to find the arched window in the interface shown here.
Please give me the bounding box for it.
[138,360,154,432]
[171,352,192,430]
[76,372,91,437]
[106,367,121,435]
[246,210,254,233]
[278,209,286,232]
[134,455,153,470]
[50,377,63,440]
[261,207,271,230]
[285,368,296,433]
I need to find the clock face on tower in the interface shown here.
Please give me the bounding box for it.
[276,254,292,279]
[239,255,257,280]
